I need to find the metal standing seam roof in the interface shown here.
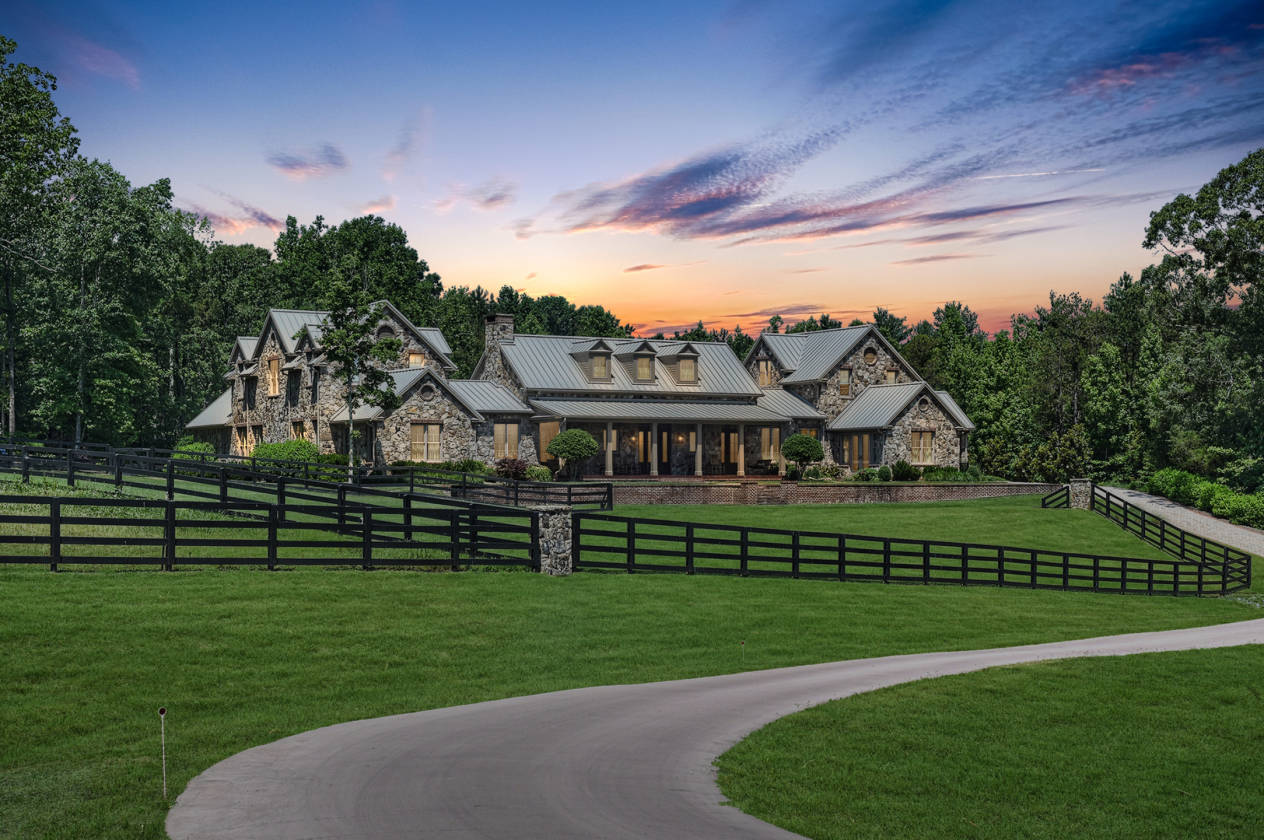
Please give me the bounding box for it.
[529,399,787,424]
[234,336,258,360]
[329,370,530,423]
[185,387,233,429]
[935,390,976,430]
[500,335,762,397]
[369,299,457,368]
[755,327,870,383]
[263,309,330,355]
[828,383,974,431]
[756,388,826,420]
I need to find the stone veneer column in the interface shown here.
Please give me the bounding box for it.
[650,422,659,476]
[604,421,614,477]
[737,424,745,477]
[1069,478,1093,509]
[534,504,573,576]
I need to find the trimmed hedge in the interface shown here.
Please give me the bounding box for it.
[1146,467,1264,528]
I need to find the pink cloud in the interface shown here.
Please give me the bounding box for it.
[67,35,140,88]
[360,195,396,214]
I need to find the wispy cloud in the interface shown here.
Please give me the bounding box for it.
[383,108,430,182]
[183,193,284,237]
[891,253,983,265]
[622,260,705,273]
[66,34,140,88]
[359,195,396,215]
[435,177,519,213]
[267,143,349,180]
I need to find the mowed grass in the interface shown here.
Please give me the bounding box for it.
[716,646,1264,839]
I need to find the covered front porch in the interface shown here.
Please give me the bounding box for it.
[530,398,794,478]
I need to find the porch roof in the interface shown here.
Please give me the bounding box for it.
[529,398,786,424]
[185,387,233,429]
[827,382,974,431]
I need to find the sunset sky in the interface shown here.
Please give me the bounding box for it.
[7,1,1263,334]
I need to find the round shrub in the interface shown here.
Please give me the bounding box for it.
[876,464,892,482]
[547,429,599,480]
[781,433,824,473]
[891,460,920,481]
[494,458,530,480]
[853,467,878,482]
[524,465,553,483]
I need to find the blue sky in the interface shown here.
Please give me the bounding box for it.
[8,0,1263,333]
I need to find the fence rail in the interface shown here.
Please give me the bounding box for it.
[0,494,539,570]
[1040,486,1069,509]
[572,510,1246,596]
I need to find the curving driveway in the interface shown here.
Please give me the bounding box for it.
[167,618,1264,840]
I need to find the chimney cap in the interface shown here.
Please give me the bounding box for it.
[485,313,515,323]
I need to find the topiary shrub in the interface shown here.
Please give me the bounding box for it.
[785,466,801,481]
[781,433,824,475]
[876,464,892,482]
[494,457,530,480]
[891,460,920,481]
[853,467,878,482]
[524,465,552,482]
[547,429,599,480]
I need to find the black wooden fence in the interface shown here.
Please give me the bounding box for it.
[0,494,539,570]
[0,440,613,510]
[572,510,1247,596]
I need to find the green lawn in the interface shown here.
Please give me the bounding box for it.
[0,479,1259,837]
[716,646,1264,839]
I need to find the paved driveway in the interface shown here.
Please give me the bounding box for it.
[1104,485,1264,558]
[167,618,1264,840]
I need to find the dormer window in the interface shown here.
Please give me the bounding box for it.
[408,351,425,367]
[267,358,280,396]
[839,368,852,396]
[636,356,653,381]
[679,357,696,383]
[758,359,774,387]
[592,353,610,379]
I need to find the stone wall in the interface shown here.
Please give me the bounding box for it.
[814,339,916,420]
[534,505,573,575]
[1069,478,1093,509]
[745,351,782,388]
[882,396,961,469]
[374,381,479,463]
[610,481,1062,506]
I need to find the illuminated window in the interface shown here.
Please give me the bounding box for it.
[760,427,781,461]
[636,356,653,380]
[679,358,696,382]
[688,430,697,452]
[267,358,280,396]
[494,422,519,459]
[540,421,561,461]
[804,428,817,438]
[592,354,609,379]
[758,359,773,387]
[839,368,852,396]
[409,352,425,367]
[410,423,441,462]
[637,430,650,461]
[884,369,897,385]
[912,431,934,465]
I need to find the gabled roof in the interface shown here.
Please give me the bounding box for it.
[935,390,976,431]
[258,309,330,356]
[329,368,529,423]
[185,388,232,429]
[231,336,258,362]
[747,325,922,385]
[827,383,973,431]
[757,387,826,420]
[369,299,457,370]
[494,334,762,397]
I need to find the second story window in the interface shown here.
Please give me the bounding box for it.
[884,369,897,385]
[244,378,257,410]
[839,368,852,396]
[636,356,653,381]
[311,368,320,404]
[408,352,425,367]
[286,371,300,406]
[592,354,609,379]
[758,359,773,387]
[679,357,696,383]
[267,358,280,396]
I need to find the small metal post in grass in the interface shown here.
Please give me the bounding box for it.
[158,707,168,799]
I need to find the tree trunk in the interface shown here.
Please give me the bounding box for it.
[4,261,14,439]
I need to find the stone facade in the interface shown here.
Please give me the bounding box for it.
[809,339,916,420]
[881,396,962,469]
[1070,478,1093,509]
[533,505,573,575]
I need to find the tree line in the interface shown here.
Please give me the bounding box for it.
[3,36,1261,490]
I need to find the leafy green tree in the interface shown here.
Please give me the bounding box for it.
[0,36,78,437]
[872,307,910,343]
[546,428,599,480]
[781,433,823,474]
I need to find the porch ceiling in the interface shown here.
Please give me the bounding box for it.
[529,398,787,424]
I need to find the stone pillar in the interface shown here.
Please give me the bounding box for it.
[650,422,659,477]
[777,429,786,476]
[534,504,573,576]
[737,424,746,477]
[694,423,703,477]
[604,421,614,477]
[1069,478,1093,509]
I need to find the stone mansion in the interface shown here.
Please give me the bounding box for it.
[187,302,974,476]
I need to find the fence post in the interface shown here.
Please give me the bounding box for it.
[450,511,461,569]
[792,532,800,579]
[409,470,415,495]
[740,529,749,577]
[961,544,968,585]
[21,448,29,483]
[166,460,175,501]
[922,542,931,584]
[997,549,1005,587]
[1120,559,1128,594]
[1062,553,1069,588]
[362,508,373,570]
[882,538,891,582]
[403,495,413,542]
[1159,517,1166,553]
[1147,561,1154,595]
[686,524,695,575]
[1029,549,1037,588]
[164,501,176,571]
[467,508,479,567]
[838,535,846,581]
[626,518,636,573]
[114,452,123,489]
[337,484,347,531]
[66,449,75,487]
[49,500,60,572]
[276,477,287,524]
[267,504,278,571]
[1222,556,1230,595]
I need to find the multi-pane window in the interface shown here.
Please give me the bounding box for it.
[758,359,773,387]
[760,427,781,461]
[636,356,653,380]
[884,369,898,385]
[267,358,280,396]
[911,431,934,465]
[410,423,441,462]
[846,433,871,471]
[636,430,650,462]
[286,372,300,406]
[494,422,519,459]
[804,428,818,438]
[290,421,305,440]
[235,427,248,454]
[408,352,425,367]
[839,368,852,396]
[310,368,320,404]
[688,430,697,452]
[540,421,561,461]
[592,354,609,379]
[679,358,696,382]
[244,379,257,410]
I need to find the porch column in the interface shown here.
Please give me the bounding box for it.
[737,424,746,477]
[777,428,786,475]
[694,423,703,477]
[650,422,659,477]
[604,421,614,477]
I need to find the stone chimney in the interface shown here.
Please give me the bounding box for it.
[485,313,515,348]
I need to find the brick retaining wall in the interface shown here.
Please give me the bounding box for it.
[611,481,1063,506]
